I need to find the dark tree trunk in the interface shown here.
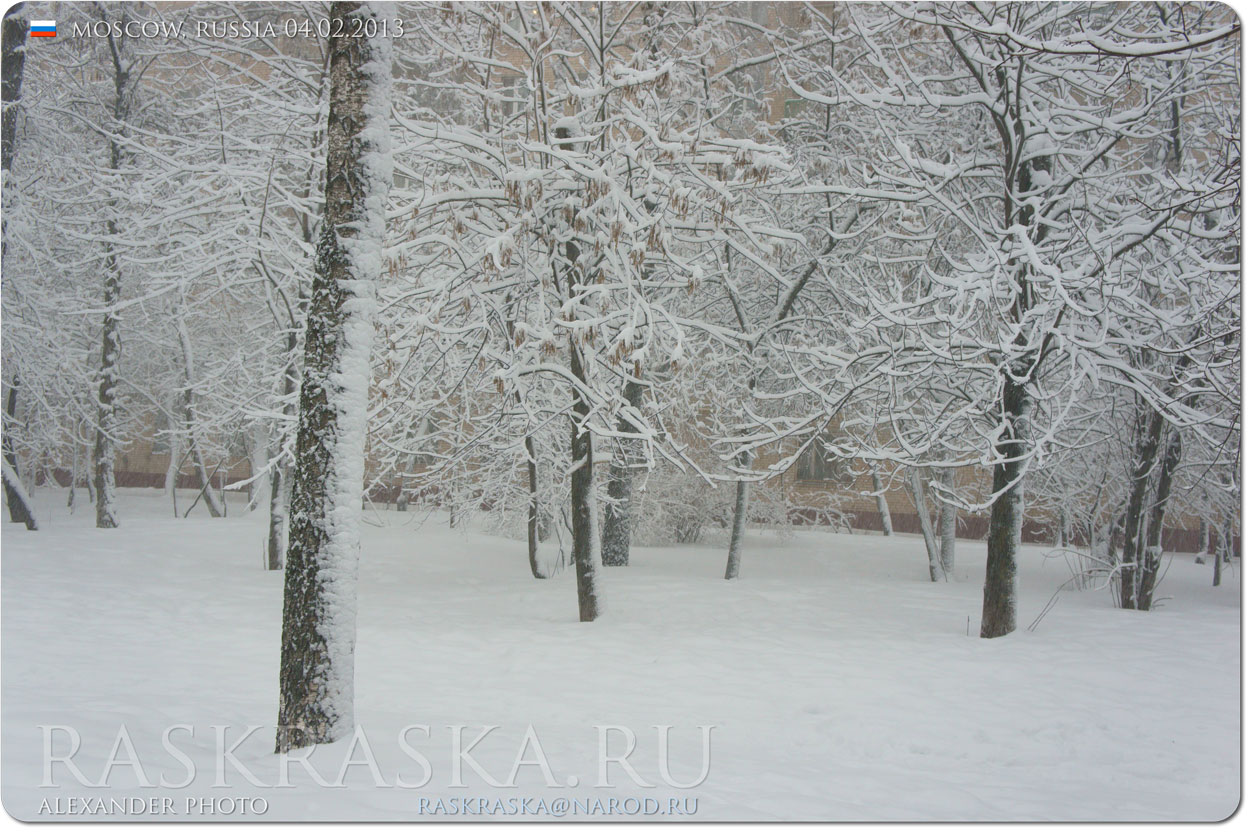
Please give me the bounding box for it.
[554,122,599,620]
[1,456,36,530]
[980,100,1052,638]
[276,2,391,753]
[1119,406,1164,610]
[91,18,132,531]
[266,94,322,568]
[600,378,643,567]
[568,344,600,620]
[0,5,24,177]
[1213,521,1223,586]
[724,451,752,580]
[66,442,78,510]
[2,10,33,530]
[3,378,35,528]
[1138,424,1183,609]
[981,377,1029,638]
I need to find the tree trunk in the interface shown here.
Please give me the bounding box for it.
[554,121,600,620]
[163,406,180,498]
[525,434,545,579]
[247,422,269,512]
[1,14,31,530]
[92,19,130,531]
[67,442,78,511]
[724,451,752,580]
[177,319,223,518]
[267,461,291,572]
[1138,424,1183,609]
[1213,529,1223,586]
[981,378,1029,638]
[3,378,35,528]
[267,330,300,571]
[1,458,36,529]
[600,378,643,567]
[908,467,942,581]
[568,345,601,621]
[93,240,121,530]
[1,5,25,181]
[871,466,892,536]
[937,467,956,577]
[1119,406,1164,610]
[276,3,391,753]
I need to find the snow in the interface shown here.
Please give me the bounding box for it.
[2,488,1238,821]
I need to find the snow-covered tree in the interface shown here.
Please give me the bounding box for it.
[763,1,1239,635]
[1,3,37,530]
[380,1,790,616]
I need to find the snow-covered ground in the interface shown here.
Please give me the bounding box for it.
[2,489,1240,821]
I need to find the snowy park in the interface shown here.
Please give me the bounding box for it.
[0,0,1242,823]
[1,488,1241,821]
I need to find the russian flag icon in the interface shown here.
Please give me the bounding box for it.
[29,20,56,37]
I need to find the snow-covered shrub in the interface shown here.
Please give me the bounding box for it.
[628,462,791,546]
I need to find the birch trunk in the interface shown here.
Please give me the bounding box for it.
[163,408,180,498]
[177,318,223,518]
[937,467,956,577]
[267,329,300,571]
[908,467,942,582]
[247,423,269,512]
[276,2,391,752]
[525,435,545,578]
[871,466,892,536]
[92,18,130,531]
[93,239,121,530]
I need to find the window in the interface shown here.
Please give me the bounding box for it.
[499,75,527,120]
[783,98,810,119]
[228,431,249,460]
[152,410,171,455]
[796,441,855,485]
